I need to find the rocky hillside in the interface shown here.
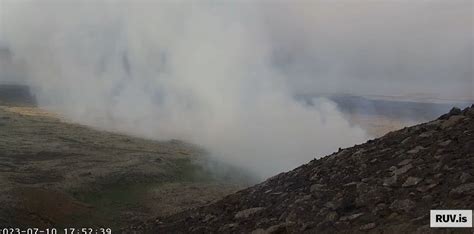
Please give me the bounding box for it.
[132,105,474,233]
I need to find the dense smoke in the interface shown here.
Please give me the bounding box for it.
[0,0,472,179]
[263,0,473,101]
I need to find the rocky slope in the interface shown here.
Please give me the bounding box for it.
[133,105,474,233]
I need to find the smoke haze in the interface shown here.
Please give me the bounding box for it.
[263,0,473,100]
[0,0,472,179]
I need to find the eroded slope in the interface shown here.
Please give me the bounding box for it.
[139,106,474,233]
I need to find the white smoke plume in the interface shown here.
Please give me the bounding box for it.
[1,0,471,179]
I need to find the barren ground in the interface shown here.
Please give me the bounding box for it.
[0,105,243,229]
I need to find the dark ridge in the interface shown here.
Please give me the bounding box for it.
[128,105,474,233]
[0,85,37,106]
[298,94,472,121]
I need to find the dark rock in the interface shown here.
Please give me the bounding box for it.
[441,116,465,129]
[422,195,433,202]
[438,140,451,147]
[373,203,388,216]
[419,131,435,138]
[450,183,474,196]
[390,199,415,213]
[459,172,472,183]
[449,107,462,116]
[218,223,239,232]
[250,228,266,234]
[465,108,474,118]
[398,159,413,166]
[407,146,425,154]
[235,207,265,219]
[359,222,377,230]
[439,107,462,119]
[265,223,289,233]
[402,177,422,187]
[401,137,412,144]
[393,164,413,176]
[340,213,364,221]
[326,211,338,222]
[310,184,326,193]
[383,176,398,187]
[417,183,437,192]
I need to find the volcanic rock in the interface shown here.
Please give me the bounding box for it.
[235,207,265,219]
[129,106,474,233]
[402,177,422,187]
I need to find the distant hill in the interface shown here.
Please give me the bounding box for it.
[134,105,474,233]
[0,84,36,106]
[298,94,472,121]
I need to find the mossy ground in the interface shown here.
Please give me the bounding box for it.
[69,158,248,229]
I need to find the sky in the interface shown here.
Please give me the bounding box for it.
[1,0,472,99]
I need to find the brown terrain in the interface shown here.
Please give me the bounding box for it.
[0,100,244,229]
[132,106,474,233]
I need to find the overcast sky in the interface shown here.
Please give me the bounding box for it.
[261,0,473,100]
[1,0,473,100]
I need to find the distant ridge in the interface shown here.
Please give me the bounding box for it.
[0,85,36,106]
[298,94,473,121]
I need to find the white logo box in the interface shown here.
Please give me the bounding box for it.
[430,210,473,228]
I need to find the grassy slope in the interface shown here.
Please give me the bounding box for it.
[0,105,243,228]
